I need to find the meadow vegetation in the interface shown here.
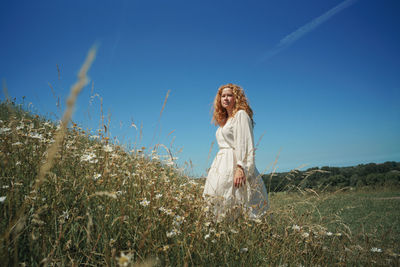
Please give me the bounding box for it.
[1,51,399,266]
[265,162,400,192]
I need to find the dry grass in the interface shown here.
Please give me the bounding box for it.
[0,48,399,266]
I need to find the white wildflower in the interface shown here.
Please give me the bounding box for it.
[29,132,44,139]
[93,173,102,181]
[0,127,11,134]
[159,207,173,216]
[204,234,210,240]
[252,218,262,224]
[301,232,310,238]
[155,193,163,199]
[370,247,382,253]
[2,185,9,189]
[165,160,174,166]
[240,247,248,252]
[188,180,197,185]
[0,196,6,203]
[81,152,98,163]
[117,251,132,267]
[139,199,150,207]
[62,210,69,220]
[204,222,211,227]
[103,144,113,152]
[12,142,23,146]
[292,224,301,231]
[326,231,333,236]
[166,228,181,238]
[166,231,175,238]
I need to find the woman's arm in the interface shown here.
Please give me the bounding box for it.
[234,164,246,188]
[233,110,256,187]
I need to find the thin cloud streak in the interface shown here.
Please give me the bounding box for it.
[261,0,358,61]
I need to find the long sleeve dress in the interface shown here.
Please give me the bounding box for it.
[203,110,269,219]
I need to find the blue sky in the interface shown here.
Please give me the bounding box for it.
[1,0,399,177]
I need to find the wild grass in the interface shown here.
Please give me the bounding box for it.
[1,49,399,266]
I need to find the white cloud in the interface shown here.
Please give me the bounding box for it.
[262,0,358,61]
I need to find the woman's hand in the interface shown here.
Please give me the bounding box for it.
[234,166,246,188]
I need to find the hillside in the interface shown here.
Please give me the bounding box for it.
[263,162,400,192]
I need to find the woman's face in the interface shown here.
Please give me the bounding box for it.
[221,87,235,112]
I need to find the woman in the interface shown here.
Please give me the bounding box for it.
[203,83,269,220]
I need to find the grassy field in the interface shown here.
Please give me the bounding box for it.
[271,189,400,253]
[1,50,399,266]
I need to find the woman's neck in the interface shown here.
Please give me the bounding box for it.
[226,108,233,118]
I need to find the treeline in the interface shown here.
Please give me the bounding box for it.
[262,161,400,192]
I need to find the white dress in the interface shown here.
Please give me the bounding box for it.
[203,110,269,219]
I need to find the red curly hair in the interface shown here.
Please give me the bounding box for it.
[212,83,254,127]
